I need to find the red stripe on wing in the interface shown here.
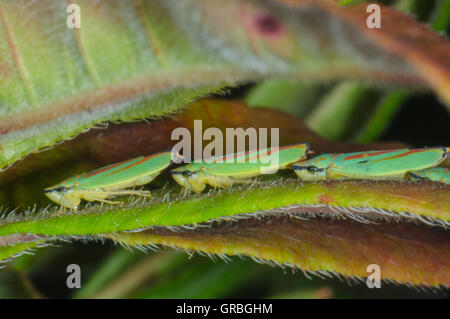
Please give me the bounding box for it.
[372,149,439,162]
[105,152,171,176]
[213,144,305,163]
[343,150,396,161]
[84,160,132,178]
[214,149,259,163]
[344,148,439,164]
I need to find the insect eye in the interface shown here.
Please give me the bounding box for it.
[181,171,193,177]
[44,186,68,193]
[306,166,320,173]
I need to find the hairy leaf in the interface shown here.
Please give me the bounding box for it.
[110,214,450,287]
[0,0,447,170]
[0,178,449,287]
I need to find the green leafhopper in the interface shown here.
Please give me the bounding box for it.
[44,151,174,210]
[170,143,309,193]
[408,167,450,185]
[292,147,448,182]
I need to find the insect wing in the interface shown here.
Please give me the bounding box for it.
[330,148,447,178]
[63,152,173,190]
[202,143,309,177]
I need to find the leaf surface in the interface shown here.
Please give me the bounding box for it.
[0,0,448,169]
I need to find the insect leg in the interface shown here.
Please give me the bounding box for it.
[205,175,235,188]
[103,189,152,197]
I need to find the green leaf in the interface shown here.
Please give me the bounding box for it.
[432,0,450,32]
[88,252,187,299]
[355,90,410,143]
[305,81,379,141]
[132,258,260,299]
[0,241,41,268]
[0,0,447,170]
[245,78,328,117]
[1,179,449,286]
[73,248,144,299]
[108,202,450,288]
